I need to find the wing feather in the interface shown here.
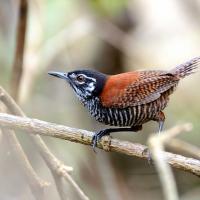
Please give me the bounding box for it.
[110,74,178,108]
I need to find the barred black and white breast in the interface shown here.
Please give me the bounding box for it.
[85,84,175,128]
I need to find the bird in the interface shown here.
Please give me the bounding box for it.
[48,57,200,151]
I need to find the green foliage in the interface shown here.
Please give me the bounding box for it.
[90,0,128,16]
[44,0,77,37]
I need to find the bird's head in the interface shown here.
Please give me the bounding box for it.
[48,69,107,101]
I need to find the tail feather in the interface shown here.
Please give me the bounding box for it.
[170,56,200,78]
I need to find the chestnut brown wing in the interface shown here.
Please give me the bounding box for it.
[106,74,178,108]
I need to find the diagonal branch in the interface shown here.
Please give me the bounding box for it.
[0,105,48,199]
[148,123,194,200]
[0,87,89,200]
[1,128,49,198]
[0,112,199,177]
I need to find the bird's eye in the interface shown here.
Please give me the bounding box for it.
[76,75,85,83]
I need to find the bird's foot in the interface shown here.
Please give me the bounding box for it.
[143,147,153,164]
[147,151,153,164]
[91,130,110,152]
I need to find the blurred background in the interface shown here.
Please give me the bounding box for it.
[0,0,200,199]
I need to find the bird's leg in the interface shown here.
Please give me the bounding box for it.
[158,120,164,134]
[146,111,166,163]
[92,125,142,152]
[156,111,165,134]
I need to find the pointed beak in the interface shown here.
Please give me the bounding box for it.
[48,71,68,80]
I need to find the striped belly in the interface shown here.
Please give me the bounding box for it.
[95,95,168,127]
[87,88,175,127]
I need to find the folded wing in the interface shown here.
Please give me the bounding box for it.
[100,71,178,108]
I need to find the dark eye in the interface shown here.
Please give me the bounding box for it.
[76,75,85,83]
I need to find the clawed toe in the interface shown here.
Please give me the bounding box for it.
[91,134,98,152]
[91,130,110,152]
[147,152,153,164]
[143,147,153,164]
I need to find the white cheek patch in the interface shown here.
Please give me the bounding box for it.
[87,82,95,92]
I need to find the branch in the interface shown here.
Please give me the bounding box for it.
[10,0,28,101]
[0,113,199,177]
[0,87,89,200]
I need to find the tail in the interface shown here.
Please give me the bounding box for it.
[170,56,200,79]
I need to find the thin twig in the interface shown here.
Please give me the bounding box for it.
[1,128,48,198]
[167,138,200,160]
[153,124,193,144]
[0,86,89,200]
[11,0,28,101]
[148,124,193,200]
[32,136,89,200]
[0,112,199,177]
[0,106,48,200]
[149,138,179,200]
[52,174,67,200]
